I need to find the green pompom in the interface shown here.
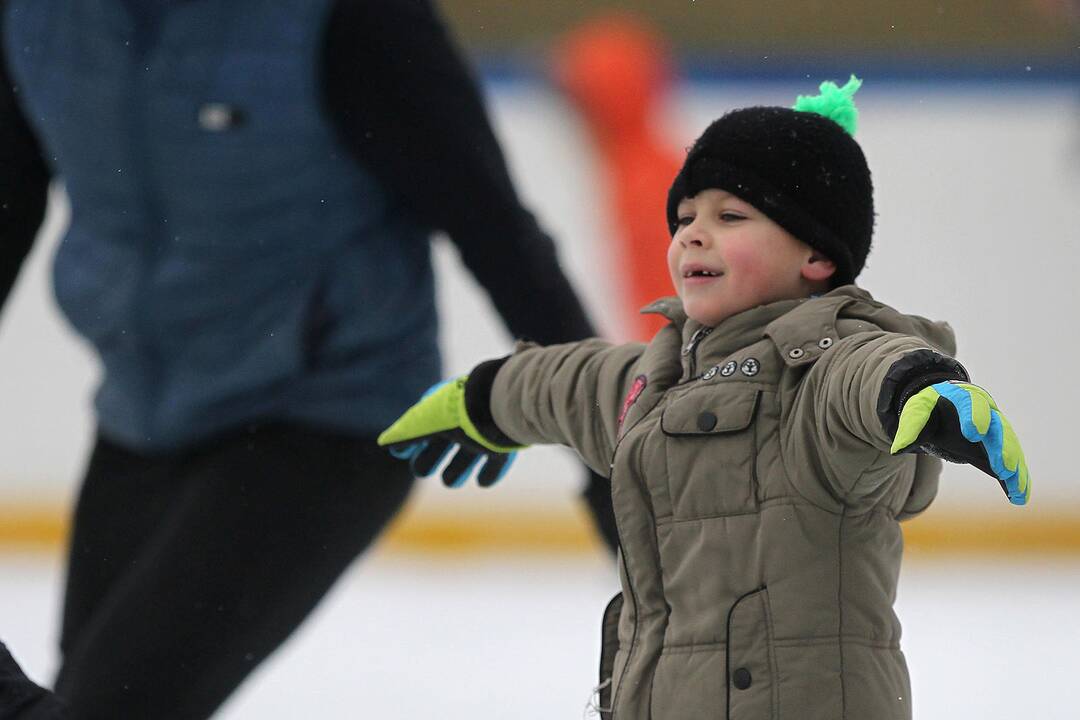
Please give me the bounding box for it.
[793,75,862,136]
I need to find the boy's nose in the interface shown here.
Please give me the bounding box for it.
[681,228,710,248]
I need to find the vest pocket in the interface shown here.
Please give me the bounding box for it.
[648,583,779,720]
[726,586,779,720]
[660,387,760,519]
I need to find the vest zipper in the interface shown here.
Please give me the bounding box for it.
[605,402,658,718]
[681,326,713,379]
[605,380,676,717]
[605,325,710,713]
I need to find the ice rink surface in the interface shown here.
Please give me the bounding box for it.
[2,549,1078,719]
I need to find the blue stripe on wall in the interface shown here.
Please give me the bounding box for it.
[477,53,1080,87]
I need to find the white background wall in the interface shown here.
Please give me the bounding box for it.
[1,80,1078,519]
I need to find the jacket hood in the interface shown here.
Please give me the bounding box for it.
[643,285,957,363]
[823,285,957,355]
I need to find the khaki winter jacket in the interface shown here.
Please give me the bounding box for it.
[489,286,960,720]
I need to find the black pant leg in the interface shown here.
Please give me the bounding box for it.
[1,642,68,719]
[53,425,414,720]
[58,437,180,660]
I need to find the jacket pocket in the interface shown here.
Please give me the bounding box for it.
[726,586,779,720]
[597,592,623,717]
[660,386,760,519]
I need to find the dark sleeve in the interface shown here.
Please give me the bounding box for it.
[320,0,596,345]
[0,20,51,315]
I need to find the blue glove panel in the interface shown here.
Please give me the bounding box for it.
[933,382,1019,500]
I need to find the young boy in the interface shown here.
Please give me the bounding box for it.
[378,77,1030,720]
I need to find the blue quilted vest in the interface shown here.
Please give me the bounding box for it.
[4,0,441,450]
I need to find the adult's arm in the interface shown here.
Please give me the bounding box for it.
[321,0,596,345]
[0,15,51,315]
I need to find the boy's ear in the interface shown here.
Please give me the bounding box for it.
[802,251,836,282]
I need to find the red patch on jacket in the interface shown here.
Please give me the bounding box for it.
[618,375,648,429]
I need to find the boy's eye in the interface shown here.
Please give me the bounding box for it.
[676,216,694,227]
[719,212,745,222]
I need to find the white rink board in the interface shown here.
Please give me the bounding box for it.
[0,81,1077,515]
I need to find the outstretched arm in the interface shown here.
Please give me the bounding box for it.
[321,0,595,345]
[379,339,645,485]
[797,334,1029,505]
[487,340,645,473]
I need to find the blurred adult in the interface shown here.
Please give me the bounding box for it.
[553,14,682,340]
[0,0,616,717]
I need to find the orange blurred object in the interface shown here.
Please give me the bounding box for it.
[554,14,683,341]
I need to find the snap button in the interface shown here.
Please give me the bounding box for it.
[198,103,246,131]
[740,358,760,377]
[788,348,805,359]
[818,337,834,349]
[732,667,752,690]
[697,411,717,432]
[719,360,738,377]
[702,365,719,380]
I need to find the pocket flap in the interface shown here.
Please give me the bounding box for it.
[660,386,759,436]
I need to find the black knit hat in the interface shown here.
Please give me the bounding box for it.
[666,77,874,286]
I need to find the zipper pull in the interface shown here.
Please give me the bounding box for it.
[682,327,712,356]
[682,326,713,378]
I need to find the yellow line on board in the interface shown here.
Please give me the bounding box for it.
[0,507,68,549]
[900,511,1080,556]
[1,504,1078,555]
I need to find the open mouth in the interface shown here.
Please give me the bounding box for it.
[682,263,724,280]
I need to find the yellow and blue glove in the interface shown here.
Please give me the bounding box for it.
[377,376,525,488]
[890,381,1030,505]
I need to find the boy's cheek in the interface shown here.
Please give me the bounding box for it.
[666,245,682,292]
[720,244,762,280]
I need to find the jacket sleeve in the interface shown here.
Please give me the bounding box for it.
[321,0,595,345]
[788,332,966,506]
[487,339,646,476]
[0,18,51,315]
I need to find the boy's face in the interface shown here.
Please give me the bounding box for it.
[667,189,835,327]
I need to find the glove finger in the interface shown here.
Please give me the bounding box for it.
[377,378,462,448]
[411,439,455,477]
[1014,457,1032,505]
[966,385,993,436]
[998,412,1023,475]
[1002,453,1032,506]
[476,451,517,488]
[891,386,940,454]
[388,441,425,460]
[442,449,484,488]
[980,409,1010,481]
